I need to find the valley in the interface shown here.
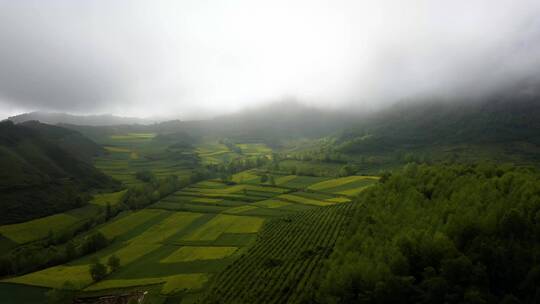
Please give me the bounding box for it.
[0,127,378,303]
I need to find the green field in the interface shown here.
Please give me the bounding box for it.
[1,134,376,302]
[182,214,264,241]
[161,246,238,263]
[202,202,359,303]
[277,194,334,207]
[90,190,127,207]
[0,204,102,245]
[95,132,194,186]
[308,175,378,195]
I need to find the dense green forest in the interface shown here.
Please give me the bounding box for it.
[320,163,540,304]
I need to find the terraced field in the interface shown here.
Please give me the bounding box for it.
[195,143,233,165]
[308,175,378,195]
[0,203,105,247]
[95,133,195,186]
[1,170,377,302]
[3,209,262,297]
[196,142,272,165]
[201,201,360,304]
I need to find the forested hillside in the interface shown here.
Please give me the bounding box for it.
[320,163,540,303]
[335,97,540,165]
[18,121,106,163]
[0,121,119,224]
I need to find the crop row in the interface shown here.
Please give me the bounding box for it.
[200,201,359,303]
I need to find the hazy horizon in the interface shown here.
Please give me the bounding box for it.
[1,0,540,120]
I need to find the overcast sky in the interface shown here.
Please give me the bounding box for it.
[1,0,540,119]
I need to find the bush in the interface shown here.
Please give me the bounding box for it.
[107,254,120,272]
[89,259,107,282]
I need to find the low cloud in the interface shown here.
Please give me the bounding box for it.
[1,0,539,118]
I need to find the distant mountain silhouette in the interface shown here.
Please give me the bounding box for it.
[8,111,161,126]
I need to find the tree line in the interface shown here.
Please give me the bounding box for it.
[318,163,540,304]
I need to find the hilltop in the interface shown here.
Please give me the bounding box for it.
[8,111,161,126]
[0,121,119,224]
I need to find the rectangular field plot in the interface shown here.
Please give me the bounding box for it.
[109,133,156,140]
[191,180,229,189]
[85,273,208,294]
[254,199,292,209]
[277,194,334,207]
[150,202,231,213]
[90,190,127,207]
[275,175,297,185]
[307,175,378,192]
[236,143,272,155]
[276,175,331,189]
[4,265,93,289]
[0,213,80,244]
[325,197,352,203]
[223,205,259,214]
[129,212,203,244]
[232,170,260,183]
[100,243,161,265]
[98,209,165,240]
[290,191,335,200]
[182,215,264,241]
[161,246,238,263]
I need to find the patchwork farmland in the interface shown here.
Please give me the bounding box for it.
[0,133,378,303]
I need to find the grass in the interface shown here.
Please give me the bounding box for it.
[160,246,238,263]
[277,194,334,207]
[337,185,373,196]
[98,210,165,240]
[109,133,156,140]
[4,265,93,289]
[236,143,272,154]
[275,175,297,185]
[202,202,359,303]
[85,273,208,294]
[101,243,161,265]
[129,212,203,244]
[232,171,260,183]
[161,273,209,294]
[223,205,260,214]
[276,175,331,189]
[325,197,351,203]
[307,175,377,191]
[0,283,48,304]
[182,215,264,241]
[191,197,223,204]
[90,190,127,207]
[0,213,80,244]
[254,199,292,209]
[104,146,131,153]
[192,181,229,189]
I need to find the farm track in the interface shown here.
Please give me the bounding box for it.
[200,201,359,304]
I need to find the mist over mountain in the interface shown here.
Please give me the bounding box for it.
[1,1,540,118]
[8,111,162,126]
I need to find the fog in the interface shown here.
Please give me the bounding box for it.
[1,0,540,119]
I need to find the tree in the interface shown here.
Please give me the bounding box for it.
[81,232,108,254]
[107,254,121,272]
[135,170,155,182]
[46,281,76,304]
[65,241,77,260]
[89,259,107,282]
[105,202,112,219]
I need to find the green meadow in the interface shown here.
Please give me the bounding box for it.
[1,133,381,302]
